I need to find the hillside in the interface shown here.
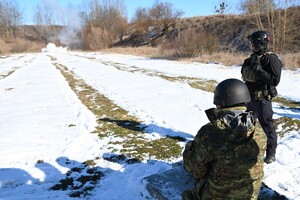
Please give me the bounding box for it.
[0,6,299,54]
[116,7,300,53]
[0,25,63,54]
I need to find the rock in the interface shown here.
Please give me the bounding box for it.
[144,161,288,200]
[143,162,194,200]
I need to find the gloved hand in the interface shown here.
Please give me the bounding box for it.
[250,54,259,64]
[252,63,262,72]
[250,54,262,72]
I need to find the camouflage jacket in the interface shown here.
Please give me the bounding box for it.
[183,106,267,200]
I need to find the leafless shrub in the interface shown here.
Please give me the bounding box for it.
[79,0,128,50]
[131,7,153,34]
[279,52,300,70]
[240,0,298,53]
[131,1,183,34]
[149,1,183,22]
[160,29,219,58]
[132,7,150,23]
[0,0,22,38]
[0,38,10,54]
[10,38,30,53]
[81,24,109,50]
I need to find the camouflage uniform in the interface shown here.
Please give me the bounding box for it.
[182,106,267,200]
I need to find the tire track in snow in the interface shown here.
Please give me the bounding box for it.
[53,61,184,161]
[0,55,37,80]
[75,54,218,93]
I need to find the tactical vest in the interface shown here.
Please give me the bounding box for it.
[242,51,274,83]
[242,51,278,100]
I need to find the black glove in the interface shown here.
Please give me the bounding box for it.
[250,54,262,72]
[250,54,259,64]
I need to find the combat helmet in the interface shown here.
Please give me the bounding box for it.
[213,78,250,108]
[247,30,270,52]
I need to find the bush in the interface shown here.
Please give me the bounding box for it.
[81,24,112,50]
[160,29,219,58]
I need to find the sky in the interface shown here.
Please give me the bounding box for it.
[0,44,299,199]
[16,0,242,24]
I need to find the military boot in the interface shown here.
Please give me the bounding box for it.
[264,155,276,164]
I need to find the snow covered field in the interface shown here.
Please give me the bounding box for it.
[0,46,299,200]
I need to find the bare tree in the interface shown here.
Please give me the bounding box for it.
[240,0,274,30]
[131,0,183,39]
[0,0,22,38]
[33,2,56,25]
[149,1,183,22]
[33,4,43,25]
[215,2,229,14]
[33,2,59,45]
[33,4,47,44]
[240,0,296,52]
[80,0,128,49]
[132,7,149,22]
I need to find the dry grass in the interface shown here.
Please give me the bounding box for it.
[185,52,248,66]
[102,47,300,69]
[0,38,44,54]
[0,39,11,54]
[279,52,300,70]
[102,47,247,66]
[53,61,183,161]
[185,51,300,69]
[101,46,160,57]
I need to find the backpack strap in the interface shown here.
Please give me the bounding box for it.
[263,51,274,56]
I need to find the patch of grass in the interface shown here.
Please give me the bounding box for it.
[157,75,217,92]
[187,79,218,92]
[51,177,74,190]
[83,160,97,166]
[103,154,140,164]
[0,67,19,79]
[47,55,57,61]
[273,96,300,110]
[86,58,218,93]
[275,116,300,137]
[50,164,104,198]
[272,97,300,137]
[54,62,182,161]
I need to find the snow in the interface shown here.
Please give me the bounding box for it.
[0,46,299,200]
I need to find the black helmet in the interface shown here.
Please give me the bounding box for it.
[213,78,250,108]
[247,30,270,52]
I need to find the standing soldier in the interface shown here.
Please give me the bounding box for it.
[241,30,282,164]
[182,78,267,200]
